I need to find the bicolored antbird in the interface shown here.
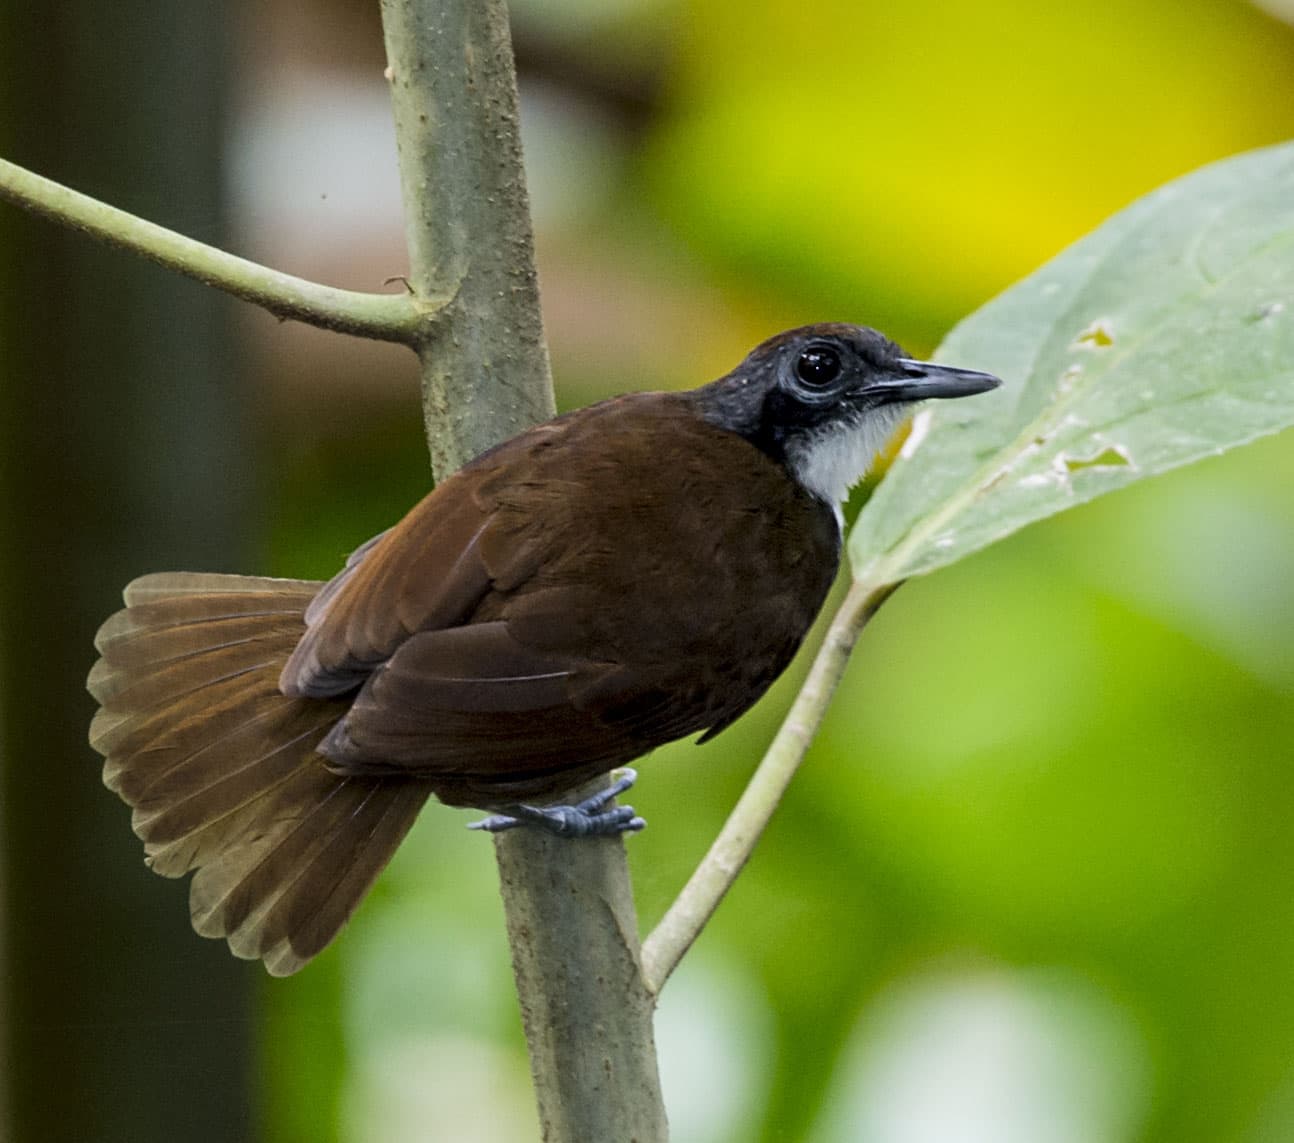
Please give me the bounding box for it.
[88,323,999,974]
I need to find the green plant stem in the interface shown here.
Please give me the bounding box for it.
[0,156,429,342]
[379,3,667,1139]
[381,0,556,476]
[641,578,900,994]
[494,780,667,1143]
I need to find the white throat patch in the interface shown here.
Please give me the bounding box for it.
[786,404,911,508]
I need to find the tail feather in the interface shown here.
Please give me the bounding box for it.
[94,608,306,667]
[132,709,335,849]
[190,771,428,975]
[122,571,322,605]
[192,772,363,940]
[282,782,430,964]
[89,619,301,699]
[89,571,430,975]
[97,668,284,796]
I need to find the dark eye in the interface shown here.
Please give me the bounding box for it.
[795,345,842,388]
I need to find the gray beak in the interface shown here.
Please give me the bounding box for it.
[879,358,1003,402]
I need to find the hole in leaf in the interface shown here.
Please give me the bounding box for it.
[1073,320,1114,349]
[1060,445,1132,473]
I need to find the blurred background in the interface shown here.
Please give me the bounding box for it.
[3,0,1294,1140]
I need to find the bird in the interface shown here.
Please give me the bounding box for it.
[87,322,1000,975]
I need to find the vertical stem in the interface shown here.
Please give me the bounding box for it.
[379,3,667,1138]
[495,780,668,1143]
[382,0,555,476]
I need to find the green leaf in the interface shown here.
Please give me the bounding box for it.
[849,142,1294,585]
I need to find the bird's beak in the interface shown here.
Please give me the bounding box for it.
[877,358,1003,402]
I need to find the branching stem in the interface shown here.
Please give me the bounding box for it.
[0,156,433,342]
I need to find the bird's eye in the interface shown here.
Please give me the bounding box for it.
[795,345,842,388]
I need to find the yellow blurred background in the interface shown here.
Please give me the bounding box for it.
[4,1,1294,1141]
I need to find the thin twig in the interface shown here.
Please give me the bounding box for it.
[0,156,433,342]
[641,577,901,994]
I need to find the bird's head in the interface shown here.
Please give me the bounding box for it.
[695,323,1001,505]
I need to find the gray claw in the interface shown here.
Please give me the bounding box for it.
[467,769,646,838]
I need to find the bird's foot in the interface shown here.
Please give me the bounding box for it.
[467,769,646,838]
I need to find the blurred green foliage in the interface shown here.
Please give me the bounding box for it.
[650,0,1294,347]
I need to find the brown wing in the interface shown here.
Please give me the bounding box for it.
[285,394,840,804]
[280,487,492,697]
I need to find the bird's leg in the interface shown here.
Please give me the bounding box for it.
[468,769,646,837]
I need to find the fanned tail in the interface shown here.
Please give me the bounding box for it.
[88,572,430,975]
